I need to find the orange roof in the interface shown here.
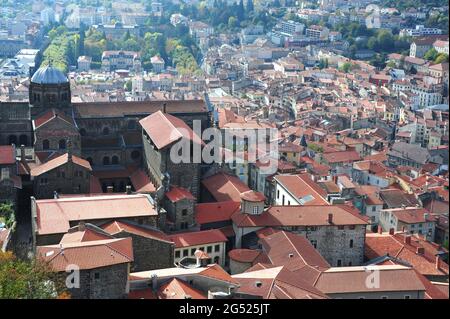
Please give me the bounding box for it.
[37,237,133,271]
[30,153,91,176]
[240,190,266,202]
[35,194,158,235]
[228,249,263,263]
[101,220,172,243]
[323,150,361,164]
[33,108,74,129]
[365,233,448,277]
[232,205,368,228]
[386,207,436,224]
[169,229,227,248]
[165,186,195,202]
[130,169,156,193]
[195,201,241,225]
[201,172,250,202]
[0,145,15,165]
[274,174,329,205]
[158,278,206,299]
[139,111,203,150]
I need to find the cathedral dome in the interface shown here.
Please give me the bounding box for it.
[31,65,68,84]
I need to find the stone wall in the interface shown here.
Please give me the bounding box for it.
[32,162,91,199]
[113,231,174,272]
[68,263,129,299]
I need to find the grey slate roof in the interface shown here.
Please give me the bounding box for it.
[31,65,68,84]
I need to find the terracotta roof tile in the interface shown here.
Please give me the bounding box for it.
[37,237,133,271]
[30,153,91,176]
[195,201,241,225]
[0,145,15,165]
[165,186,195,202]
[169,229,227,248]
[201,172,250,202]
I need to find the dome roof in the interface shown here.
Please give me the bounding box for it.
[31,65,68,84]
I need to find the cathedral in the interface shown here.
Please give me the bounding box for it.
[0,65,213,214]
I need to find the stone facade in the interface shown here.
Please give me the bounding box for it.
[67,263,130,299]
[112,230,174,272]
[32,160,91,199]
[163,196,195,231]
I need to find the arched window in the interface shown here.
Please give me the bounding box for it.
[103,127,110,135]
[42,139,50,150]
[111,155,119,165]
[58,139,66,149]
[8,135,17,145]
[19,135,28,146]
[131,150,140,160]
[103,156,110,165]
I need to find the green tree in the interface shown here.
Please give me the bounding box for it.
[434,53,449,64]
[424,48,439,61]
[0,251,68,299]
[340,62,353,73]
[0,202,15,228]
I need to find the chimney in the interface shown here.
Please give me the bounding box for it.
[107,186,114,193]
[435,255,442,270]
[20,144,26,163]
[126,185,132,195]
[53,191,59,199]
[416,247,425,255]
[377,225,383,234]
[328,213,333,224]
[389,228,395,235]
[151,274,158,292]
[404,235,411,245]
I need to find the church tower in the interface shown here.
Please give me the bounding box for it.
[29,64,71,117]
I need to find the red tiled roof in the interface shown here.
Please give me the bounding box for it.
[198,264,240,285]
[33,109,74,129]
[274,174,329,205]
[365,233,448,277]
[314,266,425,294]
[130,169,156,193]
[232,205,368,228]
[35,194,158,235]
[387,207,436,224]
[240,190,266,202]
[60,227,113,243]
[169,229,227,248]
[128,289,157,299]
[165,186,195,202]
[201,172,250,202]
[37,237,133,271]
[261,231,330,271]
[158,278,207,299]
[228,249,263,263]
[30,153,91,176]
[323,150,361,164]
[195,201,241,225]
[101,220,172,243]
[139,111,203,150]
[0,145,15,165]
